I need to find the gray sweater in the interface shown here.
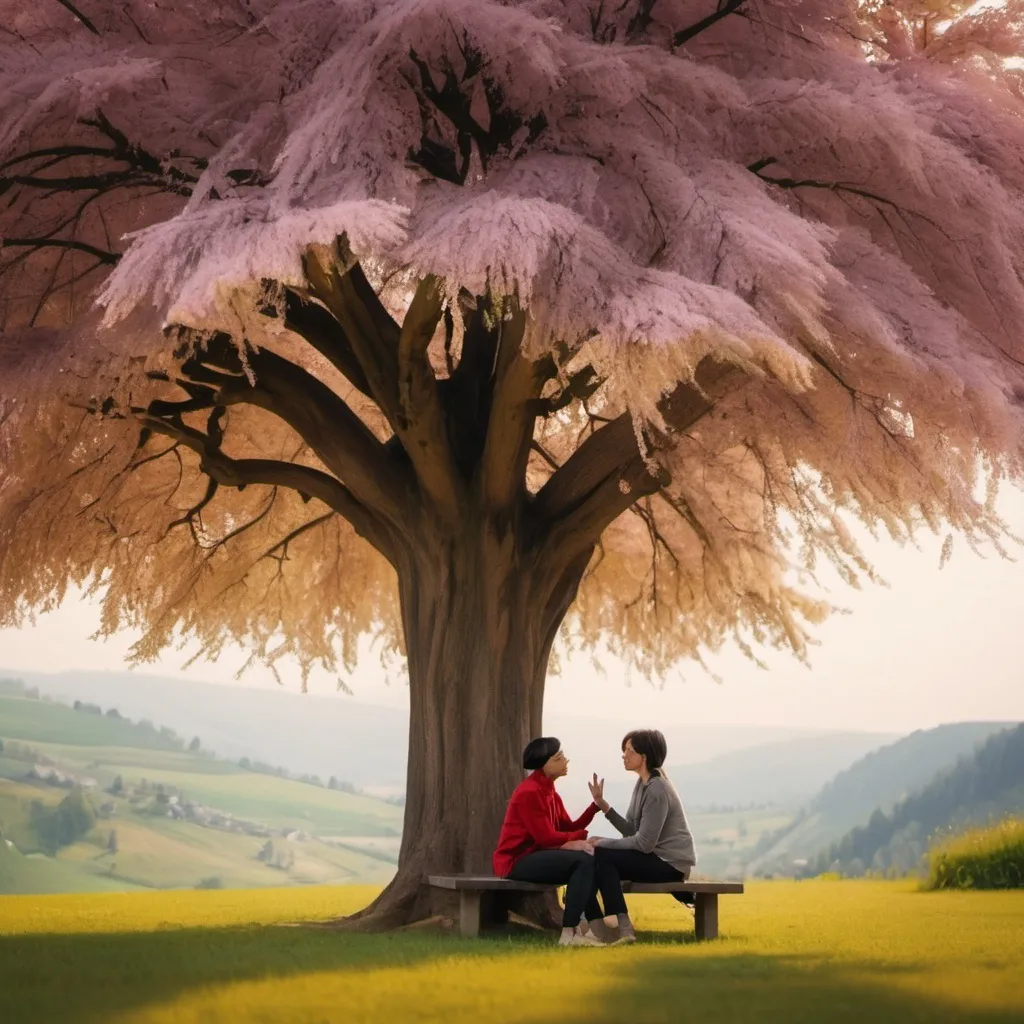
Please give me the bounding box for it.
[601,774,697,874]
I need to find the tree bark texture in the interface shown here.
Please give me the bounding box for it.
[345,513,593,929]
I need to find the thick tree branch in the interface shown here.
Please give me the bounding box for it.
[138,413,398,563]
[303,248,463,523]
[302,247,401,419]
[533,415,640,525]
[176,338,412,531]
[394,275,463,519]
[536,359,745,567]
[278,287,372,397]
[479,308,548,516]
[1,170,140,191]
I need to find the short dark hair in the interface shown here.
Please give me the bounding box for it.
[622,729,668,775]
[523,736,560,771]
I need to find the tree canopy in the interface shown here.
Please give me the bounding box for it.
[2,0,1023,683]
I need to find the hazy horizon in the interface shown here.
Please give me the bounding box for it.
[3,489,1023,735]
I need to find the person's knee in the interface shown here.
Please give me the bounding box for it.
[570,852,596,877]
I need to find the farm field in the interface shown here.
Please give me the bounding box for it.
[1,880,1021,1023]
[0,694,403,893]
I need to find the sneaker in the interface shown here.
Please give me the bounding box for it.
[559,928,608,947]
[584,918,620,944]
[610,931,636,945]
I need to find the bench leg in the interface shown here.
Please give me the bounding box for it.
[694,893,719,941]
[459,890,483,938]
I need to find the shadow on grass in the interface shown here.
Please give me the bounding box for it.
[537,949,1023,1024]
[0,923,523,1024]
[3,924,1020,1024]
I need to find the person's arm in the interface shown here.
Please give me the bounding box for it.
[519,789,588,847]
[555,791,599,831]
[598,784,670,853]
[604,805,635,837]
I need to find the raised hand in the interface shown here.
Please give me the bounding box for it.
[588,773,609,812]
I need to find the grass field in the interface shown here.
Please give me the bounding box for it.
[0,696,180,749]
[1,693,406,893]
[1,880,1021,1023]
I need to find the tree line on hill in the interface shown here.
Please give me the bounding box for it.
[807,724,1024,878]
[1,676,371,797]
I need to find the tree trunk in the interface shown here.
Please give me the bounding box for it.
[342,514,592,930]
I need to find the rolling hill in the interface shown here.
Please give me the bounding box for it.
[4,667,900,798]
[807,723,1024,877]
[748,721,1017,876]
[0,688,402,894]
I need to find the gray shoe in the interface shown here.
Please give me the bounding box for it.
[585,918,620,944]
[559,928,608,947]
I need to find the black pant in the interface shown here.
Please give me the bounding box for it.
[508,849,627,926]
[594,846,693,905]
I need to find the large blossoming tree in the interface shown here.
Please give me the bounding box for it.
[1,0,1023,925]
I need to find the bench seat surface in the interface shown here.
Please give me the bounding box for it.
[426,873,743,895]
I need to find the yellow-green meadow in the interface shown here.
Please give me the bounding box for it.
[2,880,1022,1023]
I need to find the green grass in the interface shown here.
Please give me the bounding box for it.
[27,743,248,775]
[1,691,404,895]
[0,781,396,893]
[0,696,181,750]
[1,880,1022,1023]
[928,818,1024,890]
[0,733,403,837]
[98,765,403,835]
[0,843,139,894]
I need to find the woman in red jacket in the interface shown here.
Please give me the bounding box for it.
[493,736,627,946]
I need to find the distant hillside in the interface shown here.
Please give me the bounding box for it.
[0,690,185,752]
[808,723,1024,877]
[3,667,896,796]
[748,721,1016,876]
[3,670,412,791]
[0,685,402,894]
[665,732,896,810]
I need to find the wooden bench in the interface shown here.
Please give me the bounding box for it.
[426,874,744,940]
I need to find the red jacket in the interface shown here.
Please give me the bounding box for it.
[492,770,599,875]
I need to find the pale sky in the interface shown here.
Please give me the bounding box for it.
[1,491,1023,734]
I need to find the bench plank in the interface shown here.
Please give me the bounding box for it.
[426,874,743,895]
[425,873,742,940]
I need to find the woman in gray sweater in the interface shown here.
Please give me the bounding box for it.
[587,728,697,942]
